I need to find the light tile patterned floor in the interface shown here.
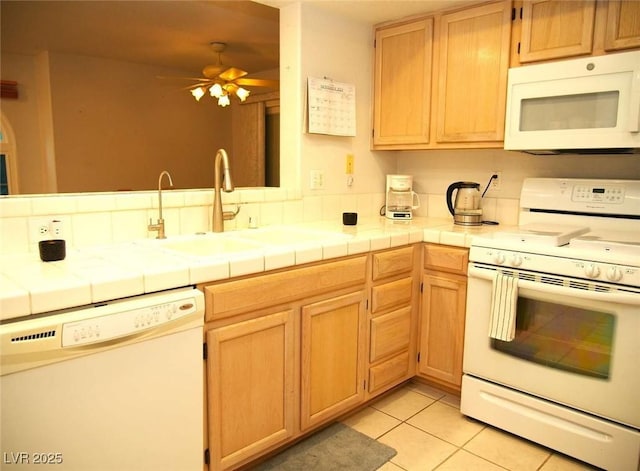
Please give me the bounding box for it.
[340,381,602,471]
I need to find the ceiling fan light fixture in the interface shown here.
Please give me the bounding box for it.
[209,83,223,98]
[218,94,231,107]
[236,87,250,102]
[191,86,206,101]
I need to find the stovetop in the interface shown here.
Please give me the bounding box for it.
[491,223,590,247]
[469,178,640,286]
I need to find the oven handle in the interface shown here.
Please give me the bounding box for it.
[468,265,640,306]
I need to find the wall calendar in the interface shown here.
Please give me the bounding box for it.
[307,77,356,137]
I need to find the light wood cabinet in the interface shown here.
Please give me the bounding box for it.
[202,255,367,470]
[603,0,640,51]
[367,245,420,395]
[517,0,640,64]
[519,0,596,63]
[435,0,512,144]
[201,245,424,468]
[206,309,296,470]
[372,0,512,149]
[372,18,433,147]
[300,291,367,431]
[417,244,469,393]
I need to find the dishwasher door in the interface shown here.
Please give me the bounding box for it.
[0,287,204,471]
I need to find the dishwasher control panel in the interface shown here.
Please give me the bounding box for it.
[62,296,199,347]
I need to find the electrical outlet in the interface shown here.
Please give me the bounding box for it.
[345,154,354,174]
[49,219,64,238]
[28,218,65,243]
[28,218,51,242]
[310,170,325,190]
[490,171,502,191]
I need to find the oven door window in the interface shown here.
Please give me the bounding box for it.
[492,297,615,379]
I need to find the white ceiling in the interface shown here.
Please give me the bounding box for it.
[1,1,476,78]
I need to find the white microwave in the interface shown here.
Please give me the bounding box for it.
[504,50,640,154]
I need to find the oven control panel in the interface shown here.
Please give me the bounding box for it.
[572,184,624,204]
[521,178,640,217]
[470,245,640,288]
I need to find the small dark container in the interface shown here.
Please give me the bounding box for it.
[39,239,66,262]
[342,212,358,226]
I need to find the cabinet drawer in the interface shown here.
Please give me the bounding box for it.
[368,351,410,393]
[372,246,415,281]
[204,256,367,321]
[371,277,413,314]
[424,244,468,275]
[370,306,412,362]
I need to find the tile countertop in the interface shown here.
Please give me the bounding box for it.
[0,217,510,320]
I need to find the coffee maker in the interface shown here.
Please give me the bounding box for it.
[385,175,420,220]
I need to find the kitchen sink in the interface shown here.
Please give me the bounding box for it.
[141,226,352,258]
[230,226,353,245]
[155,234,264,257]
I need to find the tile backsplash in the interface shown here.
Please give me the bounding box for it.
[0,188,519,254]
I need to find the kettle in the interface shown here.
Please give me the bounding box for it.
[446,181,482,226]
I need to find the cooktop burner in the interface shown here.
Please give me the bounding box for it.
[491,223,590,247]
[569,231,640,256]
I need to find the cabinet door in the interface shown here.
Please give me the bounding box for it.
[418,272,467,390]
[373,18,433,147]
[435,0,512,143]
[520,0,596,62]
[207,309,296,470]
[300,291,366,430]
[603,0,640,51]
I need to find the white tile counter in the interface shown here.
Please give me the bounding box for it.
[0,217,510,320]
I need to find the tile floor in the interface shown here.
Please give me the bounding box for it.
[340,381,602,471]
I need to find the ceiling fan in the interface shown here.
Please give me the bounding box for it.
[185,42,278,107]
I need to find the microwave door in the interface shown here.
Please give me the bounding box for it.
[504,50,640,151]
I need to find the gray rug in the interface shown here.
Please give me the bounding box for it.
[253,422,397,471]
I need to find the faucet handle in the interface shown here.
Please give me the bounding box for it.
[223,205,241,221]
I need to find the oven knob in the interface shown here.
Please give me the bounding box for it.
[606,266,623,282]
[584,263,601,278]
[510,254,523,267]
[492,252,505,264]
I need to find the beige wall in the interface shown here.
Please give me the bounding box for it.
[1,51,233,194]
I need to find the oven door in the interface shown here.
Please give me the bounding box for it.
[463,263,640,429]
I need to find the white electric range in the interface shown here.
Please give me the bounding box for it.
[461,178,640,471]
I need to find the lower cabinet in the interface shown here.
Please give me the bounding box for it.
[206,309,296,470]
[417,244,469,393]
[300,291,367,431]
[367,245,420,396]
[201,245,425,469]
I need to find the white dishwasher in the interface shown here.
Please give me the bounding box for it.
[0,286,204,471]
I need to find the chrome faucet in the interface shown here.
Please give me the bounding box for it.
[212,148,239,232]
[148,170,174,239]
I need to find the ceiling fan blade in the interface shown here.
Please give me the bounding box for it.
[235,78,279,88]
[157,75,213,82]
[202,64,225,79]
[219,67,248,81]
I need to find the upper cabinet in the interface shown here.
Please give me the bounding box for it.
[435,1,512,144]
[519,0,596,62]
[517,0,640,64]
[372,0,512,150]
[373,19,433,147]
[603,0,640,51]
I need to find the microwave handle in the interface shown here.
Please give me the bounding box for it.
[629,70,640,132]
